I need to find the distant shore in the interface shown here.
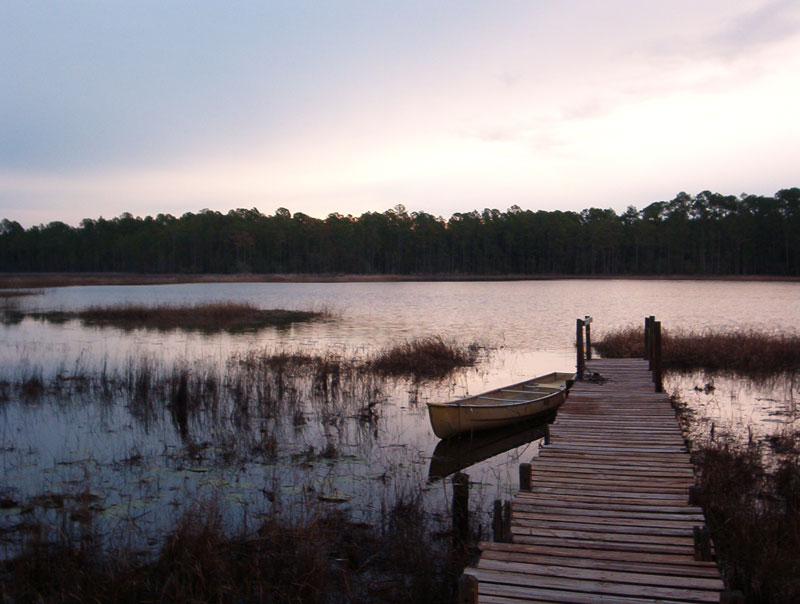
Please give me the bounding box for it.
[1,272,799,289]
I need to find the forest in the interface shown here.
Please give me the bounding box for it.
[1,188,799,276]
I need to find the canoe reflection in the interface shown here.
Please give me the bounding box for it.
[428,413,553,480]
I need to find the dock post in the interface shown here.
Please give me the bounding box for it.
[720,590,745,604]
[694,525,712,561]
[584,315,592,360]
[647,315,656,368]
[519,462,532,491]
[457,573,478,604]
[453,472,470,543]
[653,320,663,392]
[503,500,512,542]
[643,316,652,360]
[576,318,585,379]
[492,499,503,542]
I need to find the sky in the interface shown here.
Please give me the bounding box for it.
[2,0,799,227]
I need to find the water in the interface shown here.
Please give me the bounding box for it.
[1,279,799,556]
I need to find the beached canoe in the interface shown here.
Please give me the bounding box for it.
[426,372,574,439]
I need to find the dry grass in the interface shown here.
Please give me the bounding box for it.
[367,336,481,379]
[693,442,800,603]
[19,302,328,333]
[1,496,469,604]
[594,327,800,376]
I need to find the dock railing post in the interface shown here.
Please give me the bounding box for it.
[576,318,585,379]
[457,573,478,604]
[643,316,651,360]
[584,315,592,360]
[647,315,656,368]
[653,320,663,393]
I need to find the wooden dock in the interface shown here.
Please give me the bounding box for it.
[461,358,727,603]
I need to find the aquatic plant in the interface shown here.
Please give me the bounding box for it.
[367,336,482,379]
[595,326,800,376]
[18,302,331,333]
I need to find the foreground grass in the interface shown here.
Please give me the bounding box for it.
[594,326,800,375]
[1,496,470,604]
[692,440,800,603]
[17,302,328,333]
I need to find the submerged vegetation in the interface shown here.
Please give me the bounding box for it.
[594,326,800,376]
[8,302,329,333]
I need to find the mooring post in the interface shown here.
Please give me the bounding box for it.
[643,316,651,360]
[502,500,512,542]
[492,499,503,542]
[453,472,469,543]
[519,462,532,492]
[693,525,712,561]
[653,320,663,392]
[720,590,745,604]
[457,573,478,604]
[576,318,585,379]
[647,315,656,368]
[584,315,592,360]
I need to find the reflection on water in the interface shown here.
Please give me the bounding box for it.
[665,371,800,449]
[2,279,800,557]
[428,416,552,479]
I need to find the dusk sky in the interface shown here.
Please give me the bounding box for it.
[2,0,799,227]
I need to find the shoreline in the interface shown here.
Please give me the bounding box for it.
[1,272,800,289]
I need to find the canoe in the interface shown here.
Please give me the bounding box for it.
[426,372,574,439]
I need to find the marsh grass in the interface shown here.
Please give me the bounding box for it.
[595,327,800,376]
[2,493,470,604]
[0,290,41,299]
[693,442,800,603]
[368,336,482,379]
[20,302,330,333]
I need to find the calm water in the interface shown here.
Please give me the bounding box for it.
[1,279,799,555]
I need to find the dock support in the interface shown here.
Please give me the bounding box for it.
[453,472,469,542]
[457,573,478,604]
[519,462,532,492]
[720,590,745,604]
[584,315,592,360]
[576,318,585,379]
[492,499,513,542]
[694,525,712,561]
[653,320,663,392]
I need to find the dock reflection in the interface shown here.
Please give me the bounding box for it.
[428,412,553,479]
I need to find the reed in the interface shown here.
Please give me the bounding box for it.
[368,336,481,379]
[693,441,800,603]
[2,491,468,603]
[595,327,800,376]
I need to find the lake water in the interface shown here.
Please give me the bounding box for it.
[2,279,799,556]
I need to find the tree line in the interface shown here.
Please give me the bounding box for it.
[2,188,799,276]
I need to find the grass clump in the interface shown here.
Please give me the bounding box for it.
[23,302,329,333]
[595,327,800,376]
[368,336,481,379]
[693,442,800,603]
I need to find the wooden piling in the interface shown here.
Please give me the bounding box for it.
[492,499,503,542]
[502,500,512,543]
[643,316,651,360]
[584,315,592,360]
[720,590,745,604]
[457,573,478,604]
[653,320,663,392]
[576,318,585,379]
[453,472,469,542]
[519,462,531,491]
[694,525,712,561]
